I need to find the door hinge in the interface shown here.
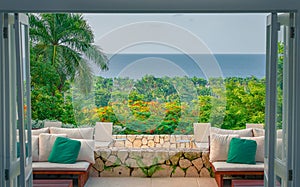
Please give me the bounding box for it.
[290,27,295,39]
[3,27,8,39]
[289,169,293,181]
[5,169,9,180]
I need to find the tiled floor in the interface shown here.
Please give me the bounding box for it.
[85,177,218,187]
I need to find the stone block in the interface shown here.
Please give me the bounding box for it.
[170,152,182,165]
[133,139,142,148]
[93,158,104,172]
[127,135,136,142]
[163,142,170,148]
[100,168,114,177]
[179,159,192,169]
[202,152,210,168]
[142,138,148,145]
[184,152,200,161]
[152,165,172,177]
[113,166,130,177]
[131,168,147,177]
[185,166,199,177]
[148,140,155,147]
[164,135,170,142]
[125,140,133,148]
[200,167,211,177]
[125,158,139,167]
[171,167,185,177]
[129,150,142,159]
[154,135,160,143]
[192,158,203,171]
[106,155,120,166]
[100,149,111,161]
[117,149,128,163]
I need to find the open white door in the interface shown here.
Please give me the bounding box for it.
[265,12,295,187]
[0,13,32,187]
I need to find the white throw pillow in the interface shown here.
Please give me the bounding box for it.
[32,135,39,162]
[38,133,67,161]
[242,136,264,162]
[209,133,239,162]
[72,139,95,164]
[210,127,253,137]
[50,127,94,139]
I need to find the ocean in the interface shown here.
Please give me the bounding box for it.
[93,54,266,79]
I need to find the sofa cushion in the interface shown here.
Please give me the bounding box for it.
[39,133,67,161]
[242,136,264,162]
[73,139,95,164]
[32,161,90,171]
[211,161,264,172]
[50,127,94,139]
[253,128,264,137]
[210,133,239,162]
[32,128,50,135]
[210,127,253,137]
[48,137,81,164]
[227,138,257,164]
[32,135,39,162]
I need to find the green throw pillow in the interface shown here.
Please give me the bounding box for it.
[227,137,257,164]
[48,137,81,164]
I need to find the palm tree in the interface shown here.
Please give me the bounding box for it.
[29,13,108,93]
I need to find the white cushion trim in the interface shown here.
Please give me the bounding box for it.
[32,161,90,171]
[212,161,264,172]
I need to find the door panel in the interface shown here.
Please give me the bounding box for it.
[0,13,31,187]
[265,12,295,187]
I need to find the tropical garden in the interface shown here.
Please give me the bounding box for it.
[29,13,277,135]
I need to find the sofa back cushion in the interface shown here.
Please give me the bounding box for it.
[210,127,253,137]
[32,135,39,162]
[74,139,95,164]
[209,133,239,162]
[32,127,50,135]
[242,136,264,162]
[39,133,67,161]
[50,127,94,140]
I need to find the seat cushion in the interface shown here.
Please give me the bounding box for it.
[32,161,90,172]
[212,161,264,172]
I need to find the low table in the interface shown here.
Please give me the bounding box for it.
[33,179,73,187]
[231,180,264,187]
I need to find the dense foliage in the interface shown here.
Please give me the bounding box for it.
[30,13,107,124]
[72,75,266,134]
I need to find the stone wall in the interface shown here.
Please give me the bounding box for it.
[111,135,197,149]
[90,147,212,178]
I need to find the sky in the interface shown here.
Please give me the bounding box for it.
[83,13,268,54]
